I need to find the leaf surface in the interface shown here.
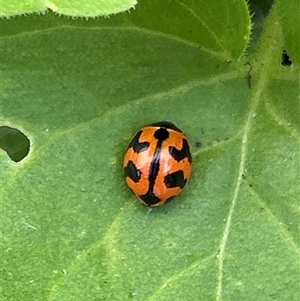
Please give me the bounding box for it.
[1,1,299,300]
[0,0,137,18]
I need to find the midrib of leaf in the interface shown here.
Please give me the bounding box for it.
[215,6,283,301]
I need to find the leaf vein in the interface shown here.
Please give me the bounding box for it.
[175,0,230,57]
[249,186,300,258]
[146,253,216,301]
[264,99,300,140]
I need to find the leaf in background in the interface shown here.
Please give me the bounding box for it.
[276,0,300,66]
[0,0,137,18]
[1,0,299,300]
[0,0,45,17]
[115,0,251,60]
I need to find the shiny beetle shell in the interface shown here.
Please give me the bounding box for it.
[123,121,192,207]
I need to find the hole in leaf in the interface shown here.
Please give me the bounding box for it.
[281,50,292,66]
[0,126,30,162]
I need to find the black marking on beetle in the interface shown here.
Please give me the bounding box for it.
[169,138,192,164]
[140,127,170,206]
[138,124,191,206]
[149,121,182,133]
[164,170,187,189]
[128,130,149,153]
[124,160,141,183]
[153,127,170,141]
[139,192,161,206]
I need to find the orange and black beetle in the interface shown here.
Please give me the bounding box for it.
[123,121,192,207]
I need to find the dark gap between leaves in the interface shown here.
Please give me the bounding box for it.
[281,50,292,67]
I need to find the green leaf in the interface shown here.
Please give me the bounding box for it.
[276,0,300,66]
[1,1,299,301]
[0,0,137,18]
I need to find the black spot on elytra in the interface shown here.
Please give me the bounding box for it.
[124,160,141,182]
[128,130,149,153]
[164,170,187,189]
[139,192,161,206]
[146,130,165,200]
[148,150,160,187]
[169,139,192,163]
[139,127,170,206]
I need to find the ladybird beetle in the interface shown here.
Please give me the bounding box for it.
[123,121,192,207]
